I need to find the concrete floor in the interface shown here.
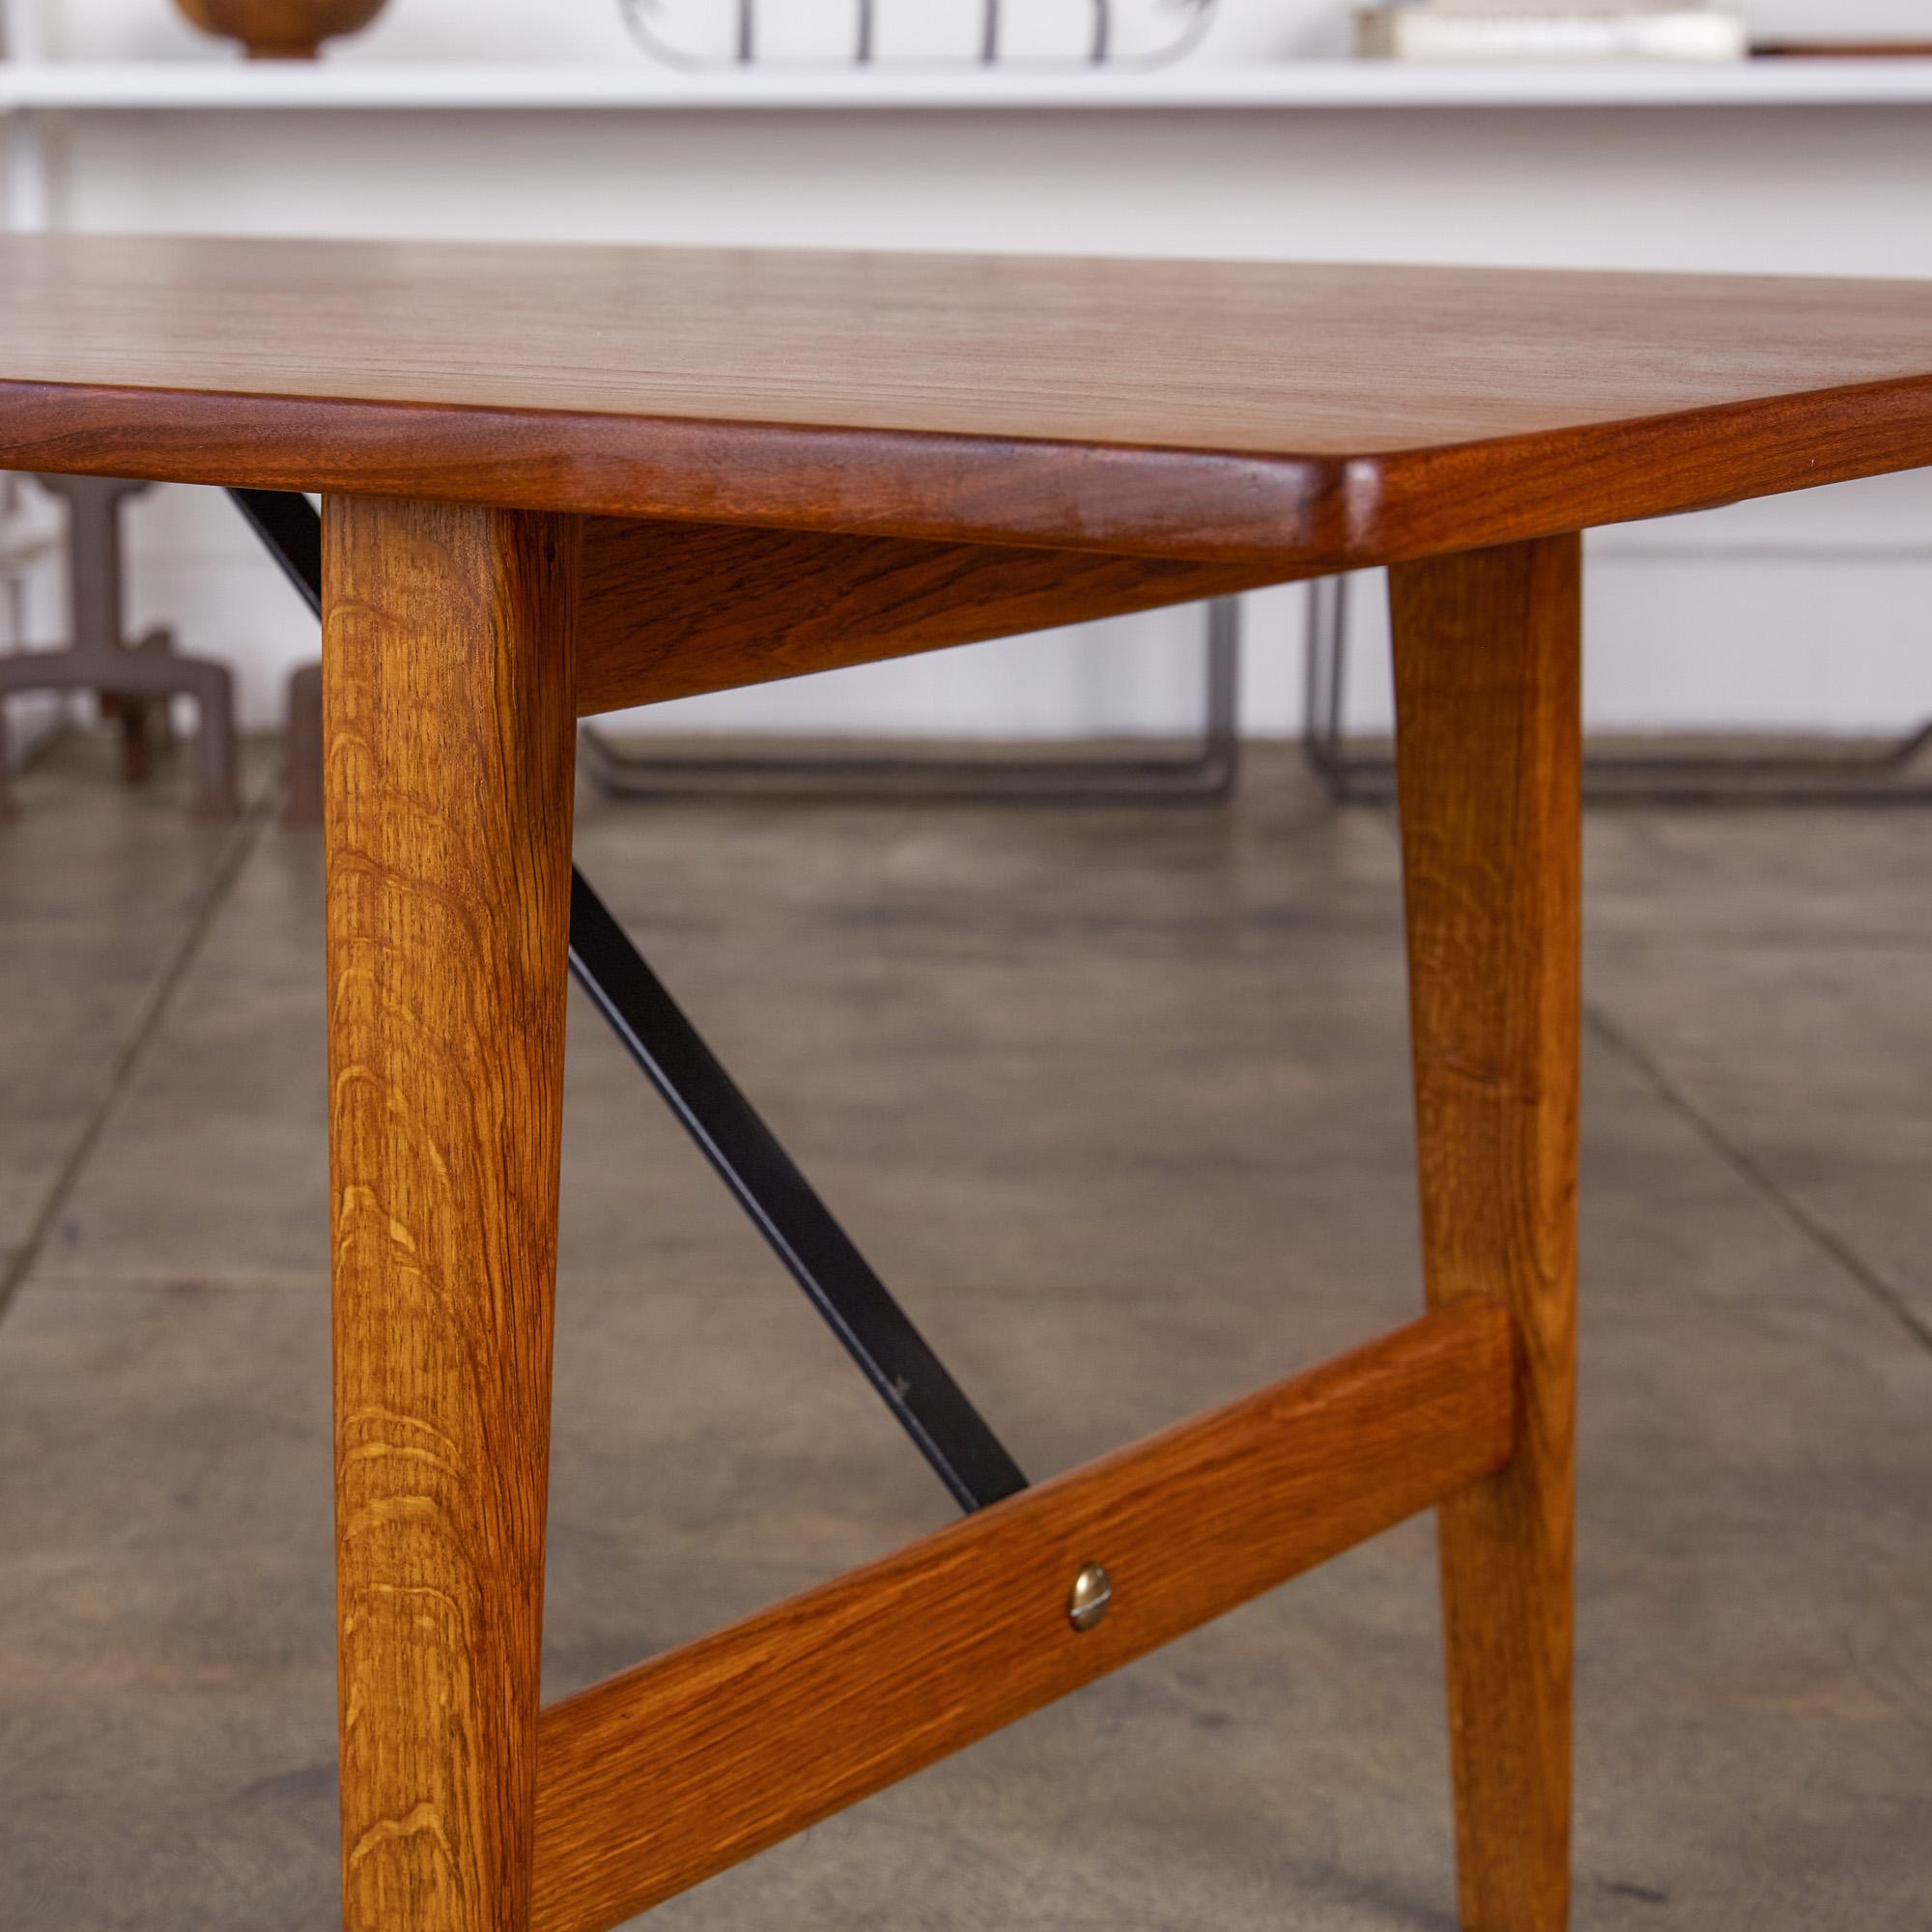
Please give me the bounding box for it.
[0,733,1927,1930]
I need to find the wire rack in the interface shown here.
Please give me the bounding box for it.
[618,0,1217,71]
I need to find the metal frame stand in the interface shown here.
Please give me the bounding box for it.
[1301,572,1932,806]
[582,594,1241,805]
[233,487,1024,1515]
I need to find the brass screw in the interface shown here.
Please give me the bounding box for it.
[1067,1562,1113,1633]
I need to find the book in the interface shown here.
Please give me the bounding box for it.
[1421,0,1715,13]
[1356,7,1748,62]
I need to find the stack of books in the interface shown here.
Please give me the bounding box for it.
[1357,1,1748,62]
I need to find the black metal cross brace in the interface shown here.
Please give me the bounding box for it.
[229,489,1028,1515]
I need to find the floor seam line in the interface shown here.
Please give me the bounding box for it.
[1582,1000,1932,1356]
[0,785,275,1332]
[1355,804,1932,1354]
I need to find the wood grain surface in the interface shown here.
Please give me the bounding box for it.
[325,495,581,1932]
[7,237,1932,563]
[1391,536,1581,1932]
[576,518,1293,714]
[529,1301,1517,1932]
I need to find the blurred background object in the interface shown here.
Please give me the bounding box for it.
[619,0,1219,70]
[172,0,388,61]
[1355,0,1747,63]
[0,475,239,815]
[0,474,57,813]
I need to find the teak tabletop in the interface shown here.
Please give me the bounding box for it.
[6,234,1932,561]
[5,235,1927,1932]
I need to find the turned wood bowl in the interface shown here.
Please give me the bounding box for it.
[174,0,388,60]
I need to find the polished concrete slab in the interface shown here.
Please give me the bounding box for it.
[1582,806,1932,1343]
[1,737,1927,1929]
[0,735,268,1283]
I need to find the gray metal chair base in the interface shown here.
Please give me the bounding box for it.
[0,476,240,819]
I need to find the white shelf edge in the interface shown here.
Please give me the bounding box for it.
[4,57,1932,112]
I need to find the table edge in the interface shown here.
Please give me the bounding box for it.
[6,371,1932,569]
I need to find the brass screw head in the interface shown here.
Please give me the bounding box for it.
[1067,1561,1113,1633]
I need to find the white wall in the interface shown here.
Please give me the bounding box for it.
[6,0,1932,744]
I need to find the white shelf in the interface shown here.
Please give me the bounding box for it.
[3,57,1932,113]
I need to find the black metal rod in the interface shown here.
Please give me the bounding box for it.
[230,489,323,618]
[226,487,1027,1512]
[569,872,1027,1511]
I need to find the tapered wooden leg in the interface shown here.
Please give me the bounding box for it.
[324,496,581,1932]
[1390,535,1580,1932]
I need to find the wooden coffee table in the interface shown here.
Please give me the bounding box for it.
[6,236,1931,1932]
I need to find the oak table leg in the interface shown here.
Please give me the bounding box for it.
[1390,535,1581,1932]
[323,497,582,1932]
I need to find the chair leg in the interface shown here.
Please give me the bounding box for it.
[1389,535,1581,1932]
[283,659,324,826]
[109,692,153,783]
[323,495,581,1932]
[173,650,240,819]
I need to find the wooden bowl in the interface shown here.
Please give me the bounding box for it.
[174,0,388,60]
